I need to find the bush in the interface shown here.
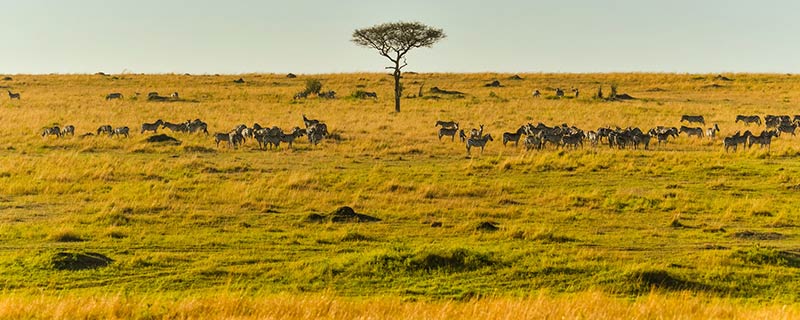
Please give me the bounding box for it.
[305,79,323,95]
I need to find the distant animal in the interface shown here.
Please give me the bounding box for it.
[111,126,130,138]
[162,121,188,133]
[723,132,744,152]
[502,126,526,146]
[680,115,705,125]
[7,90,20,100]
[302,114,320,128]
[438,126,459,142]
[435,120,458,129]
[679,126,704,138]
[105,92,123,100]
[214,132,233,148]
[41,126,61,138]
[572,88,579,98]
[466,134,494,156]
[777,122,797,136]
[278,127,305,149]
[735,115,761,126]
[293,91,309,99]
[170,92,179,100]
[233,78,245,84]
[532,90,541,97]
[524,135,542,150]
[97,125,113,136]
[318,90,336,99]
[141,119,164,134]
[459,129,467,142]
[470,125,485,139]
[61,125,75,136]
[748,130,778,151]
[706,123,720,139]
[555,88,564,97]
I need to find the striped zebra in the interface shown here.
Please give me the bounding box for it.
[162,121,188,133]
[524,135,542,150]
[466,134,494,156]
[459,129,467,142]
[735,115,761,126]
[214,132,232,148]
[105,93,123,100]
[61,125,75,136]
[469,124,484,139]
[435,120,458,129]
[706,123,720,140]
[308,128,325,146]
[41,126,61,138]
[170,92,179,100]
[777,122,797,136]
[230,132,244,149]
[141,119,163,134]
[318,90,336,99]
[723,132,744,152]
[279,127,306,149]
[111,127,130,138]
[748,130,778,150]
[187,119,208,135]
[680,115,705,125]
[438,126,459,141]
[97,125,113,136]
[555,88,564,97]
[502,126,526,147]
[302,114,320,128]
[679,126,704,138]
[7,90,20,100]
[561,132,584,149]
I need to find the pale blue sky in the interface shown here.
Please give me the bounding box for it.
[2,0,799,74]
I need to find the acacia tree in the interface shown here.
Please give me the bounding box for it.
[352,22,446,112]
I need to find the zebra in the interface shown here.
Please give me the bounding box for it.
[294,91,309,100]
[572,88,579,98]
[561,132,584,149]
[308,128,325,146]
[632,133,651,150]
[532,90,541,98]
[214,132,232,148]
[502,126,527,146]
[724,132,743,152]
[170,92,179,100]
[706,123,720,139]
[162,121,188,133]
[230,132,244,149]
[279,127,306,149]
[777,122,797,136]
[61,125,75,136]
[303,114,320,128]
[318,90,336,99]
[7,90,20,100]
[105,92,123,100]
[41,126,62,138]
[679,126,704,138]
[735,115,761,126]
[466,134,494,156]
[648,129,672,146]
[435,120,458,129]
[186,119,208,135]
[307,122,328,138]
[438,126,459,141]
[141,119,163,134]
[97,125,113,136]
[524,135,542,150]
[680,115,705,125]
[748,130,778,150]
[555,88,564,97]
[459,129,467,142]
[469,124,484,139]
[111,127,130,138]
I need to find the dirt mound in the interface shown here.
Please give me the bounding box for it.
[508,75,524,80]
[2,77,11,81]
[714,75,733,81]
[733,230,784,240]
[145,134,181,145]
[431,221,443,228]
[303,206,381,223]
[703,84,725,89]
[51,252,113,271]
[484,80,502,87]
[233,78,245,83]
[646,87,667,92]
[476,221,499,232]
[286,73,297,78]
[430,87,464,95]
[614,93,636,100]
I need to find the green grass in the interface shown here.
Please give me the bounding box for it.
[1,73,800,316]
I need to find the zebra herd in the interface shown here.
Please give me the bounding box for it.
[40,115,330,151]
[436,113,800,155]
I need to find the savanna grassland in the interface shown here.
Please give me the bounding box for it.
[1,72,800,319]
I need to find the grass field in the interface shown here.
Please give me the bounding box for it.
[1,72,800,318]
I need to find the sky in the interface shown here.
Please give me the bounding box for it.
[1,0,799,74]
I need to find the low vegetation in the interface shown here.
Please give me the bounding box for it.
[1,72,800,317]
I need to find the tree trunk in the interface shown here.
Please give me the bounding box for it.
[393,60,401,113]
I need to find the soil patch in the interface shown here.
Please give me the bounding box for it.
[303,206,381,223]
[484,80,502,87]
[145,134,181,145]
[476,221,499,232]
[430,87,464,95]
[508,75,524,80]
[51,252,113,271]
[733,230,784,240]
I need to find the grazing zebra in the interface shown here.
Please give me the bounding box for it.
[555,88,564,97]
[294,91,309,99]
[279,127,306,149]
[735,115,761,126]
[162,121,188,133]
[105,92,123,100]
[539,131,563,149]
[97,125,113,136]
[302,114,320,128]
[748,130,778,150]
[777,122,797,136]
[111,126,130,138]
[170,92,179,100]
[435,120,458,129]
[438,126,459,141]
[706,123,720,139]
[459,129,467,142]
[561,132,584,149]
[532,90,541,97]
[502,126,526,147]
[466,134,494,156]
[7,90,20,100]
[524,135,542,150]
[680,115,705,125]
[41,126,61,138]
[61,125,75,136]
[318,90,336,99]
[679,126,704,138]
[308,128,325,146]
[214,132,232,148]
[469,124,484,139]
[186,119,208,135]
[141,119,163,134]
[307,122,328,138]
